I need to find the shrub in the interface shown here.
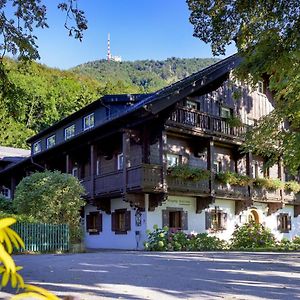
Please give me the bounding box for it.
[285,181,300,193]
[145,227,227,251]
[144,225,169,251]
[230,222,276,249]
[276,238,300,251]
[14,170,85,243]
[0,195,16,214]
[168,165,210,181]
[188,233,228,251]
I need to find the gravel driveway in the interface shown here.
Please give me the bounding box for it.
[1,251,300,299]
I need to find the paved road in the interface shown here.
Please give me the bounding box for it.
[1,251,300,299]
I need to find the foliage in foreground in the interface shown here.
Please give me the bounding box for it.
[145,223,300,252]
[14,170,85,243]
[0,217,60,299]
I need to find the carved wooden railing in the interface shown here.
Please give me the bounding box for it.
[169,107,247,138]
[127,164,163,191]
[214,183,249,199]
[167,177,210,194]
[94,171,123,196]
[252,186,281,202]
[80,177,92,197]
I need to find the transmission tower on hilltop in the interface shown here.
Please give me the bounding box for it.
[107,33,122,62]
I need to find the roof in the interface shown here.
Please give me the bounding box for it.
[0,146,30,163]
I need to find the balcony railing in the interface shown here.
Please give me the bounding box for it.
[167,177,210,194]
[215,183,249,199]
[169,107,247,138]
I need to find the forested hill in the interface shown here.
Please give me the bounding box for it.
[71,57,220,92]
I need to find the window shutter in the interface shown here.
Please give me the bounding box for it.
[287,215,292,231]
[221,212,227,230]
[205,211,211,230]
[162,210,169,228]
[111,212,116,232]
[86,214,91,232]
[125,210,131,231]
[181,211,188,230]
[277,214,282,231]
[96,213,102,232]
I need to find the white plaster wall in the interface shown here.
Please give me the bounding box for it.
[84,198,147,250]
[147,195,206,233]
[208,199,237,241]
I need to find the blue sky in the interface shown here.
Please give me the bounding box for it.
[33,0,235,69]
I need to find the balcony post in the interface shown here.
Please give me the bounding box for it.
[122,130,131,195]
[10,176,16,200]
[142,126,150,164]
[66,154,70,173]
[278,158,284,201]
[159,130,168,192]
[90,144,96,198]
[246,152,253,198]
[207,139,215,195]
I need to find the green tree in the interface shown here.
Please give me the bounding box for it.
[13,170,85,242]
[0,0,87,62]
[187,0,300,172]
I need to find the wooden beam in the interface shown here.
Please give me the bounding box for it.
[267,202,284,216]
[196,196,214,213]
[90,144,96,199]
[159,130,168,192]
[207,139,215,195]
[122,130,131,196]
[235,199,253,215]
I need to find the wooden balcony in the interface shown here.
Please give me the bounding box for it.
[169,107,247,138]
[215,183,249,199]
[167,177,210,195]
[283,190,300,204]
[127,164,163,192]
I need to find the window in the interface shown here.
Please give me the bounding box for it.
[72,167,78,178]
[162,209,188,231]
[111,209,131,234]
[214,161,222,173]
[257,81,265,94]
[185,100,198,110]
[83,113,95,131]
[46,135,56,149]
[220,107,231,118]
[1,187,10,199]
[96,159,100,176]
[167,154,180,168]
[33,141,41,154]
[277,213,291,233]
[86,212,102,235]
[205,208,227,231]
[65,124,75,140]
[117,153,124,170]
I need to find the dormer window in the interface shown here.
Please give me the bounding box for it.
[33,141,41,154]
[83,113,95,131]
[46,135,56,149]
[185,100,198,110]
[65,124,75,140]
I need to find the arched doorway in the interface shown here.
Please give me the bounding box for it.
[248,209,260,224]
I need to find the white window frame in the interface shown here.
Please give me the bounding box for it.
[117,153,124,171]
[167,154,180,168]
[2,187,11,199]
[72,167,78,178]
[214,161,222,173]
[257,81,264,94]
[46,135,56,149]
[186,100,198,110]
[96,159,100,176]
[83,113,95,131]
[33,140,42,154]
[220,107,231,118]
[64,124,75,140]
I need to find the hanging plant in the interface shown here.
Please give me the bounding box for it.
[168,165,210,181]
[215,171,252,186]
[253,178,284,190]
[285,181,300,193]
[226,115,243,128]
